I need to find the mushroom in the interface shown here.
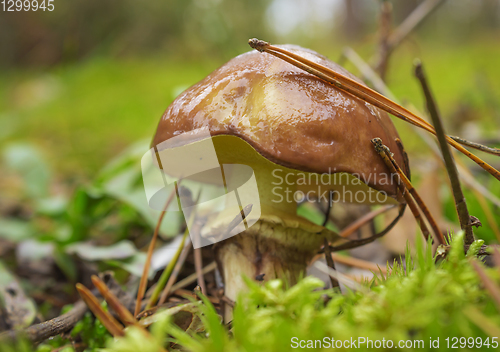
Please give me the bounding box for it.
[151,45,409,303]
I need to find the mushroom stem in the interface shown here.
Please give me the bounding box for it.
[215,215,330,304]
[214,166,342,308]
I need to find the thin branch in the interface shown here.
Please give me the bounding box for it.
[374,1,393,80]
[91,277,169,352]
[450,136,500,156]
[387,0,444,50]
[158,240,192,305]
[493,248,500,277]
[135,184,179,316]
[329,204,406,251]
[371,138,432,242]
[310,252,389,275]
[414,61,474,246]
[194,244,206,295]
[202,204,254,244]
[322,191,333,227]
[332,253,388,275]
[172,289,218,305]
[147,194,199,310]
[372,0,445,78]
[372,138,445,245]
[475,191,500,243]
[470,260,500,311]
[323,238,340,289]
[339,205,395,239]
[169,262,217,293]
[0,274,130,344]
[343,47,396,99]
[0,301,87,344]
[311,261,367,293]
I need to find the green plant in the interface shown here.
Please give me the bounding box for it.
[101,232,500,352]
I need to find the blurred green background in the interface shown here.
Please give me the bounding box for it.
[0,0,499,245]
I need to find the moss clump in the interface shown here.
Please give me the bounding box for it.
[102,232,500,352]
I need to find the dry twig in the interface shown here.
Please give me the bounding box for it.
[158,241,192,305]
[338,205,395,239]
[136,184,180,316]
[414,62,475,246]
[470,261,500,311]
[323,238,340,289]
[147,195,199,310]
[371,138,432,242]
[372,138,445,245]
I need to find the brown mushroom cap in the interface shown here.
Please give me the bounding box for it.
[152,45,408,199]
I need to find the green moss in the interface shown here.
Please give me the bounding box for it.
[102,234,500,352]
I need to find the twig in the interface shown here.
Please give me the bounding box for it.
[463,307,500,338]
[339,205,395,239]
[135,184,180,316]
[0,300,88,344]
[344,46,500,241]
[221,204,253,238]
[310,252,388,275]
[322,191,333,227]
[333,254,388,275]
[220,296,235,308]
[91,276,136,326]
[388,0,444,49]
[374,1,392,80]
[323,238,340,289]
[0,274,133,344]
[147,193,200,310]
[475,191,500,243]
[343,47,396,99]
[414,61,475,246]
[372,0,444,80]
[204,204,254,244]
[329,204,406,251]
[470,260,500,311]
[372,138,445,245]
[493,248,500,275]
[443,244,497,257]
[194,246,206,296]
[172,289,218,305]
[450,136,500,156]
[371,138,432,242]
[158,240,192,305]
[52,343,85,352]
[311,261,367,293]
[91,277,169,352]
[248,39,500,182]
[169,262,217,293]
[76,284,124,337]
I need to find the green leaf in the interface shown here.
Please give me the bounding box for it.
[0,219,34,242]
[2,143,51,198]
